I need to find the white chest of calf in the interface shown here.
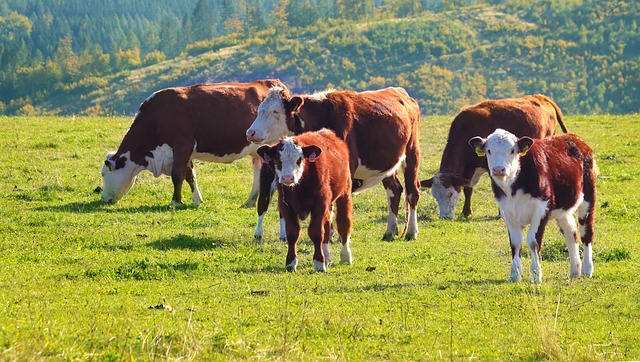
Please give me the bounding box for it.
[496,189,548,229]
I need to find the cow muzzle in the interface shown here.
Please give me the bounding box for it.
[280,175,296,186]
[491,166,507,178]
[246,129,265,143]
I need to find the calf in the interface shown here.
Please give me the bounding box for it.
[257,129,353,272]
[421,94,568,219]
[469,129,596,283]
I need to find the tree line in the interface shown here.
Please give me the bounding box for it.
[0,0,637,116]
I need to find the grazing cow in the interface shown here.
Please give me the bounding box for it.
[247,86,421,241]
[469,129,596,283]
[257,129,353,272]
[421,95,568,219]
[101,79,286,206]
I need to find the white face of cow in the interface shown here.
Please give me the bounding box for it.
[246,87,293,144]
[430,174,462,219]
[257,137,321,187]
[469,129,533,189]
[101,151,141,203]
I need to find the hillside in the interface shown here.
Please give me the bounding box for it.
[1,0,638,116]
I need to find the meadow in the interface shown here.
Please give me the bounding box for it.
[0,114,638,360]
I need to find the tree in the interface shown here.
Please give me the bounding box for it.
[192,0,214,40]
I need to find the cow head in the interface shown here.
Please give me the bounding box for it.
[246,86,302,144]
[101,151,141,203]
[469,128,533,188]
[257,137,321,186]
[421,174,466,219]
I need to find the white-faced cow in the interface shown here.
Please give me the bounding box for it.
[257,129,353,272]
[469,129,596,283]
[101,79,286,206]
[247,86,421,241]
[421,95,568,219]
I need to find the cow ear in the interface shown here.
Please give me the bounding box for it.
[289,96,304,113]
[517,137,534,156]
[420,177,434,188]
[257,145,274,163]
[303,145,322,162]
[468,137,486,157]
[104,159,115,172]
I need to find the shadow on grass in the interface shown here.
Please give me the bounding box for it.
[148,233,226,251]
[34,201,182,213]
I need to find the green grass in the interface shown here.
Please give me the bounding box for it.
[0,114,638,360]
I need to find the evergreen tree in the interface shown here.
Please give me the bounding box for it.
[192,0,214,40]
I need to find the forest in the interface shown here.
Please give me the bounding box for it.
[0,0,638,116]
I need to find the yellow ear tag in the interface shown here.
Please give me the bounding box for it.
[475,146,485,157]
[519,146,529,156]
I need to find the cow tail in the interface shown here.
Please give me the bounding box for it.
[553,101,569,133]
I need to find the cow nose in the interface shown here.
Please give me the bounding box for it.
[246,129,262,143]
[492,166,506,177]
[281,175,295,185]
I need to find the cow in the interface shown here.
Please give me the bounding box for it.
[257,129,353,272]
[421,94,568,219]
[469,129,596,283]
[101,79,286,207]
[247,86,421,241]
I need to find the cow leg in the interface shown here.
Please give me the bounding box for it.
[527,217,548,283]
[170,145,193,206]
[462,187,473,217]
[335,193,353,265]
[557,214,582,278]
[322,219,332,265]
[382,175,403,241]
[185,161,203,206]
[308,211,329,272]
[254,163,275,242]
[403,145,420,240]
[242,156,262,208]
[578,199,595,278]
[284,214,301,272]
[505,221,524,282]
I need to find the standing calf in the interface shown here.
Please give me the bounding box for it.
[469,129,597,283]
[257,129,353,272]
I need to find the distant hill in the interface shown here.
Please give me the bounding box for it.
[1,0,638,116]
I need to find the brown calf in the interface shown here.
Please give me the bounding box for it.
[257,129,353,272]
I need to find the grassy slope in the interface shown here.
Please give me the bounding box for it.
[0,115,638,360]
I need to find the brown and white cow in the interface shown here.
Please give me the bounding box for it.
[247,86,421,241]
[421,95,568,219]
[469,129,596,283]
[257,129,353,272]
[101,79,286,206]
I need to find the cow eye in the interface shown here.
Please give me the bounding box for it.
[487,149,491,155]
[511,149,515,155]
[296,158,302,165]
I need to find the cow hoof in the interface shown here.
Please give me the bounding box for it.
[340,246,352,265]
[279,237,287,242]
[582,263,594,278]
[241,200,256,208]
[253,235,263,243]
[314,260,327,272]
[285,258,298,272]
[382,233,396,241]
[404,232,417,241]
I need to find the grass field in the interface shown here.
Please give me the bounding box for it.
[0,114,638,360]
